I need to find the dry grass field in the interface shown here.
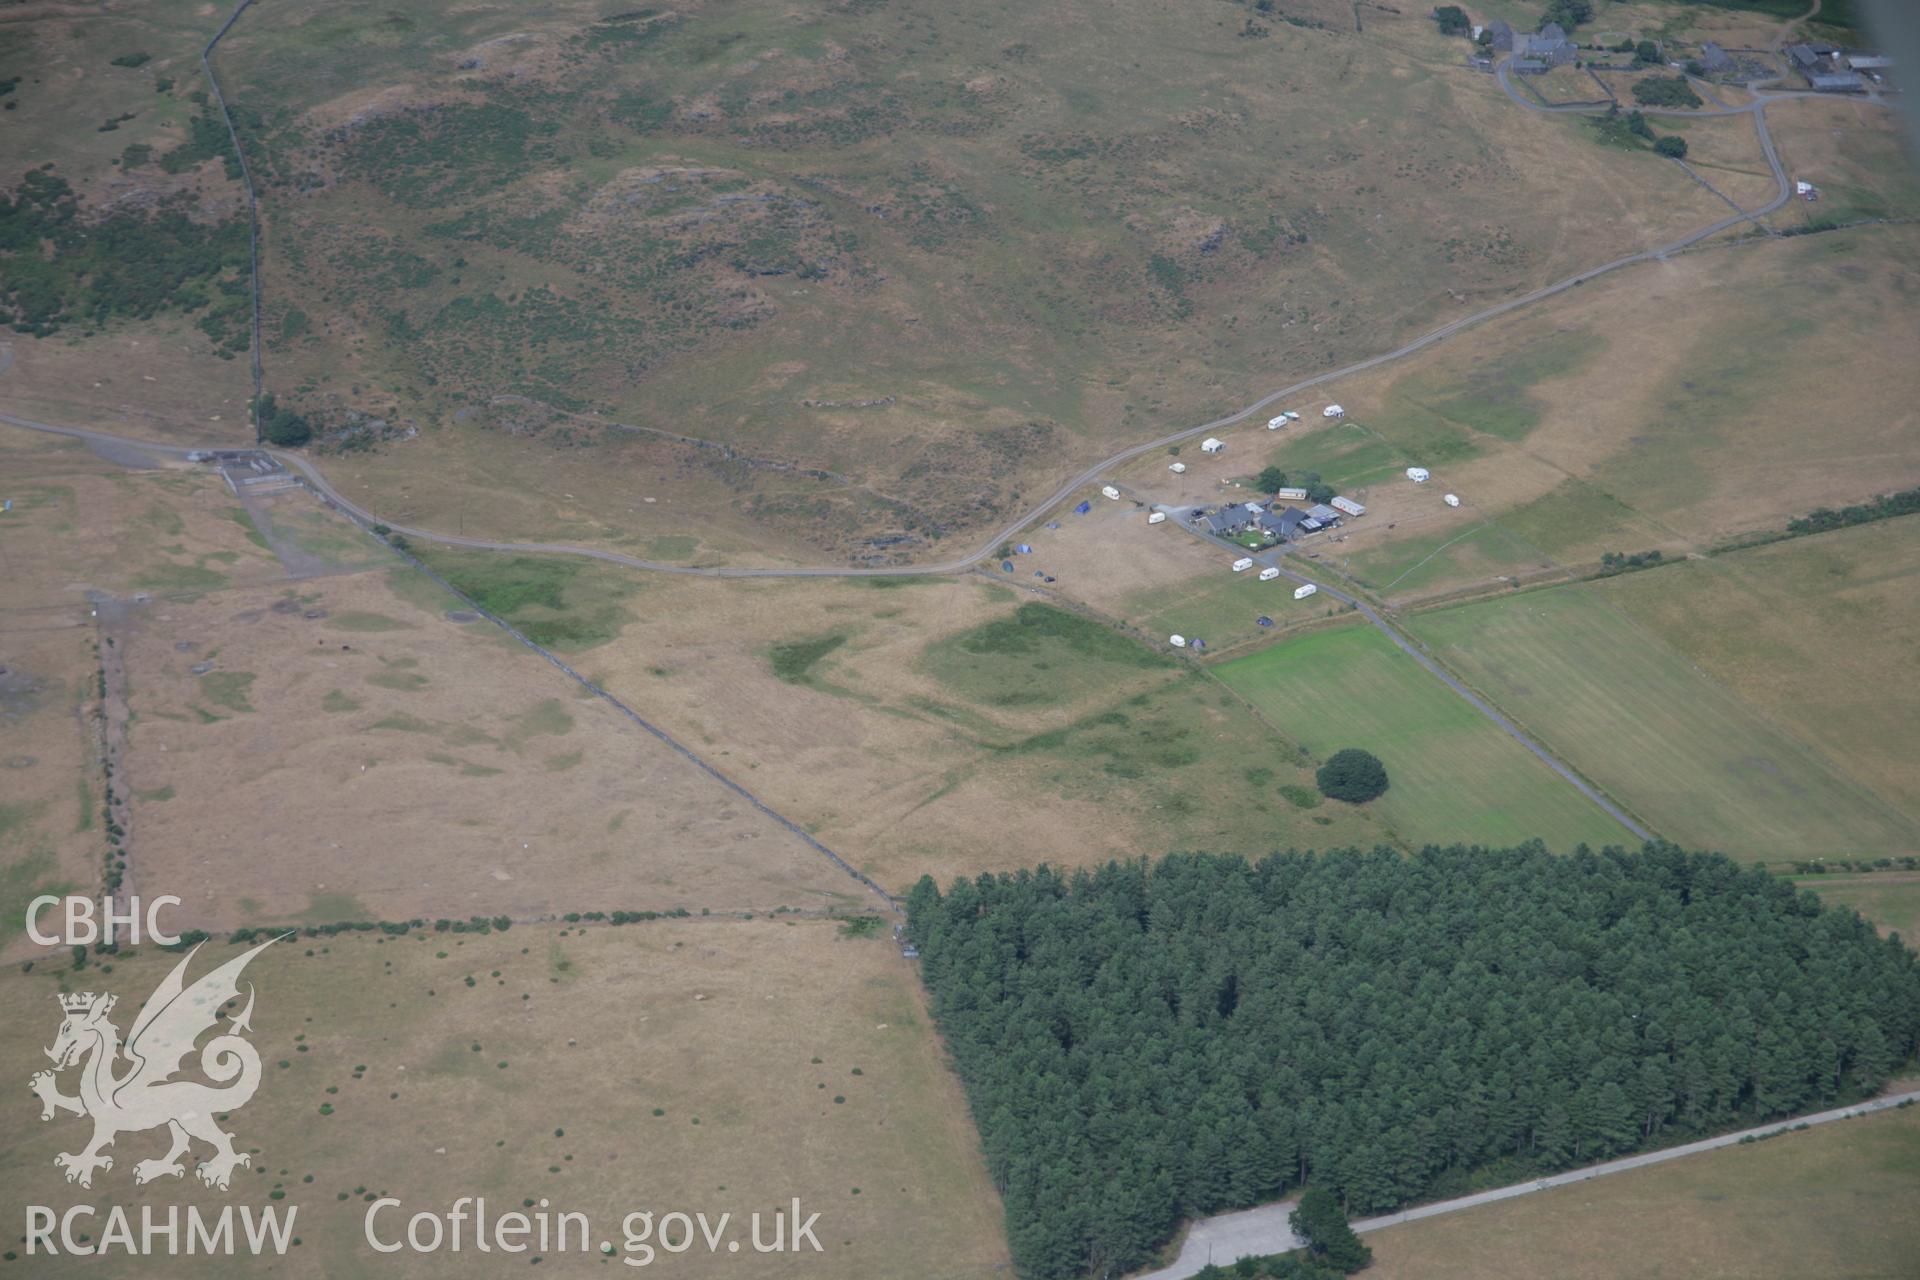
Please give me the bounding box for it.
[421,554,1394,893]
[1151,222,1920,607]
[1364,1101,1920,1280]
[0,324,255,451]
[112,566,864,930]
[0,423,286,604]
[1767,95,1920,230]
[0,918,1011,1278]
[0,422,299,954]
[0,422,873,935]
[1405,582,1918,860]
[1590,517,1920,824]
[0,620,98,951]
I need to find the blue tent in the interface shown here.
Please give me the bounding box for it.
[1073,501,1091,515]
[1002,560,1015,573]
[1016,544,1032,554]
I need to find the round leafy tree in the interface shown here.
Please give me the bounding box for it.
[1316,748,1388,803]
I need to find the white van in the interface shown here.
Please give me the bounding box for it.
[1101,485,1121,500]
[1147,511,1167,525]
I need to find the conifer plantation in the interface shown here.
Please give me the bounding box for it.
[907,845,1920,1279]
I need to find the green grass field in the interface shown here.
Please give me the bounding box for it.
[1590,518,1920,823]
[1406,585,1919,860]
[413,549,640,651]
[1118,573,1342,657]
[1257,420,1424,495]
[1216,623,1632,850]
[917,602,1171,709]
[1390,326,1606,444]
[1347,518,1544,596]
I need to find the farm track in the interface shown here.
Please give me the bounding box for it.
[0,188,1811,585]
[0,0,1892,873]
[3,13,1891,582]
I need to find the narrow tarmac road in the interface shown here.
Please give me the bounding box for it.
[1134,1089,1920,1279]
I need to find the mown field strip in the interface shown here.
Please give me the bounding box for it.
[1405,586,1920,859]
[1216,623,1634,851]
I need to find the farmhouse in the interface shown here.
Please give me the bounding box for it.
[1261,508,1307,540]
[1513,23,1577,70]
[1194,506,1252,537]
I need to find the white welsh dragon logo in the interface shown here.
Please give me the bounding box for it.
[29,938,278,1191]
